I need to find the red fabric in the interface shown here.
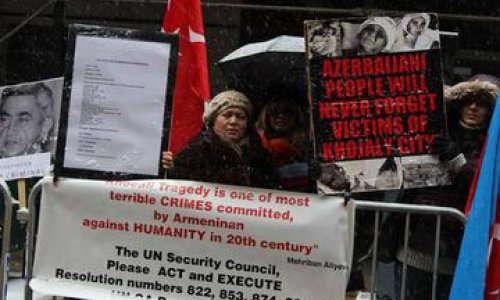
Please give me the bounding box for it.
[485,197,500,300]
[258,133,300,167]
[162,0,210,153]
[465,138,487,215]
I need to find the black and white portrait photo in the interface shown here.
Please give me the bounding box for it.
[322,13,440,57]
[0,78,63,180]
[307,20,342,58]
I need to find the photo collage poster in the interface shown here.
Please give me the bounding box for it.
[305,13,449,193]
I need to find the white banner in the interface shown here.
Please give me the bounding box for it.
[31,177,355,300]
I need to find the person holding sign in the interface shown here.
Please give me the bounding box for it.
[379,78,498,300]
[255,94,315,192]
[162,90,278,188]
[0,83,54,157]
[437,79,498,175]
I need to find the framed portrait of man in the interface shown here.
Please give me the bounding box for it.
[0,77,63,180]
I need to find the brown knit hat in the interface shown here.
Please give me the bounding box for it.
[203,90,252,127]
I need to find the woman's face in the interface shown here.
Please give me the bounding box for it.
[359,25,387,54]
[460,100,490,127]
[269,102,296,134]
[407,16,426,36]
[213,107,248,143]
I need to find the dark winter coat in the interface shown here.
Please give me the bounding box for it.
[380,80,498,275]
[169,129,279,189]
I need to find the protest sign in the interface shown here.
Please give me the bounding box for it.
[0,77,63,180]
[305,14,449,193]
[31,177,354,300]
[54,24,178,180]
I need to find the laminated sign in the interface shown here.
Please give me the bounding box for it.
[54,24,178,180]
[305,13,449,193]
[31,177,354,300]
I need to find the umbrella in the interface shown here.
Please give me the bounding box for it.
[217,35,306,100]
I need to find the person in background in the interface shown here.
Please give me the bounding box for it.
[162,90,278,188]
[255,94,315,192]
[379,77,498,300]
[0,83,54,157]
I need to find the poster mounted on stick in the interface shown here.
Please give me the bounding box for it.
[54,24,178,180]
[31,177,354,300]
[0,78,63,180]
[305,13,448,193]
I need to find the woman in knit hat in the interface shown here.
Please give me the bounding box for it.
[162,90,278,188]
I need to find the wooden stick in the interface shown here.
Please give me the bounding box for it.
[17,179,27,208]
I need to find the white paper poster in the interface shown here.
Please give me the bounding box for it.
[63,35,171,175]
[31,177,354,300]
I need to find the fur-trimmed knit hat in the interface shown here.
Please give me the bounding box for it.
[445,80,498,108]
[203,90,253,127]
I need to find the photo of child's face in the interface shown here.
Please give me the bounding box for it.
[309,23,338,56]
[359,25,387,54]
[407,16,426,36]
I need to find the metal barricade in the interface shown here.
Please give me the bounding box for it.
[0,180,14,300]
[22,182,467,300]
[354,200,467,300]
[24,179,43,300]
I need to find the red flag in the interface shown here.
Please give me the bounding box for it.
[450,95,500,300]
[162,0,210,153]
[485,206,500,300]
[465,143,486,215]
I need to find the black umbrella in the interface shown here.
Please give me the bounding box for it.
[217,35,306,100]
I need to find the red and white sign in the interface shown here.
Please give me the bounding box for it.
[31,177,354,300]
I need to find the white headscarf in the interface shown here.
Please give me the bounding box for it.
[358,17,397,52]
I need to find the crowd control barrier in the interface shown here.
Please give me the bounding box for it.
[24,179,42,300]
[24,179,467,300]
[0,180,14,300]
[354,200,467,300]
